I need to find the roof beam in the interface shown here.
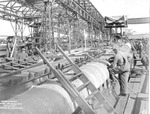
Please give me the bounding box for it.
[55,0,104,30]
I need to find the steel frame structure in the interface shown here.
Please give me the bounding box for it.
[0,0,107,51]
[0,0,41,24]
[0,0,105,31]
[0,0,149,36]
[0,0,149,52]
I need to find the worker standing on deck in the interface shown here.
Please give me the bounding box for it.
[112,45,131,96]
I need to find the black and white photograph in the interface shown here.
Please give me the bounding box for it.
[0,0,149,114]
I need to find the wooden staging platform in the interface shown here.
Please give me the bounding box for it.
[115,64,149,114]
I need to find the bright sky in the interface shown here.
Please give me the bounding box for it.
[0,20,30,37]
[0,0,149,38]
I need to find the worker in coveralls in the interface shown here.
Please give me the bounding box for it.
[112,45,131,96]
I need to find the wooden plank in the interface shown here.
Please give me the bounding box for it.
[0,62,43,79]
[115,95,129,114]
[131,71,148,114]
[138,99,148,114]
[116,66,143,114]
[115,76,138,114]
[0,61,12,66]
[132,93,148,114]
[15,59,33,65]
[3,64,19,70]
[27,65,46,72]
[124,69,147,114]
[11,62,27,68]
[0,68,11,73]
[0,51,7,56]
[140,71,149,93]
[123,78,138,114]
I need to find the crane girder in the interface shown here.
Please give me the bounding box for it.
[127,17,150,24]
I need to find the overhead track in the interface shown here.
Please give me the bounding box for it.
[127,17,150,24]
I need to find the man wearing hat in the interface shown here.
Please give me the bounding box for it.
[112,45,130,96]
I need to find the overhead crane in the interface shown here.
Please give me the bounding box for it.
[104,15,150,38]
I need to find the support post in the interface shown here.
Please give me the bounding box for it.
[120,27,122,36]
[67,19,71,54]
[58,15,61,44]
[115,27,117,34]
[10,19,17,58]
[77,17,79,48]
[109,28,112,43]
[48,1,52,50]
[84,29,86,51]
[88,23,91,47]
[44,0,48,51]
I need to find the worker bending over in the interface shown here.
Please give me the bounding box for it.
[112,46,131,96]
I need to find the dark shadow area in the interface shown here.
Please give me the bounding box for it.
[129,81,140,83]
[141,71,149,93]
[131,95,148,114]
[131,70,149,114]
[131,97,141,114]
[130,96,148,101]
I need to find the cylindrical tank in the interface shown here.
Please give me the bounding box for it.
[1,62,111,114]
[0,83,74,114]
[81,62,109,88]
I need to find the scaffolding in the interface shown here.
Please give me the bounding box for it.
[0,0,110,56]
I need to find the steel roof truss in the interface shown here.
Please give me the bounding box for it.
[56,0,102,29]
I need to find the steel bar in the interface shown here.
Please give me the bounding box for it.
[128,17,150,24]
[0,62,43,79]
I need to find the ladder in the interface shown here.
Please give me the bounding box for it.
[35,46,117,114]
